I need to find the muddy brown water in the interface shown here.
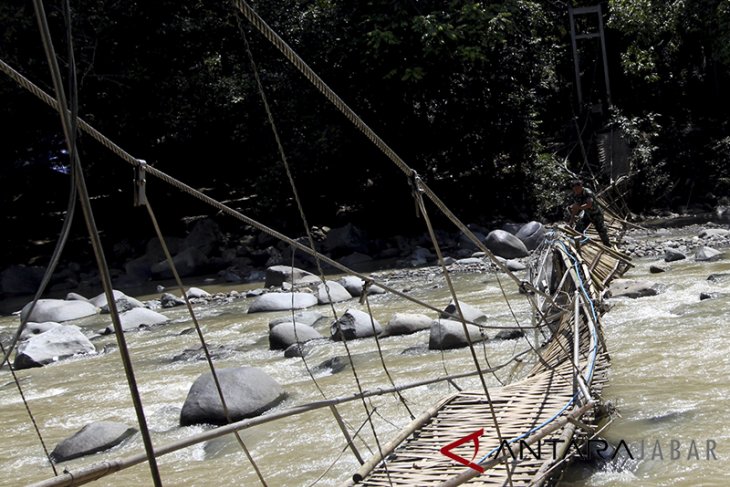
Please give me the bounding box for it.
[1,237,728,486]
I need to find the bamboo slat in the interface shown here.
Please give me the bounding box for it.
[351,225,631,486]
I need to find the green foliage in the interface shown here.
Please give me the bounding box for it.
[608,0,730,209]
[610,110,666,200]
[1,0,729,268]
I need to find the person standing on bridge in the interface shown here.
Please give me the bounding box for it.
[569,179,611,247]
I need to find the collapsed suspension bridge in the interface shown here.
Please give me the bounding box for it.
[2,1,633,486]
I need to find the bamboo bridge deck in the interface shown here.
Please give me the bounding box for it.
[350,205,632,486]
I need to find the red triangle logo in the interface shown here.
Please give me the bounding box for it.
[439,428,485,473]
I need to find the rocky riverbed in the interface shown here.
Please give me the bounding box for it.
[0,215,728,486]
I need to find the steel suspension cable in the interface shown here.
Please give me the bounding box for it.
[1,54,545,336]
[284,248,373,461]
[231,0,552,300]
[412,183,515,487]
[0,342,57,475]
[2,54,550,338]
[30,1,162,484]
[143,198,268,486]
[235,16,391,480]
[360,293,416,420]
[23,53,560,361]
[27,349,533,487]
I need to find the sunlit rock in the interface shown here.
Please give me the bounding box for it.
[484,230,529,259]
[14,325,95,369]
[429,319,488,350]
[330,309,382,341]
[50,422,137,463]
[380,313,435,337]
[20,299,98,324]
[247,292,318,313]
[269,322,323,350]
[180,367,286,426]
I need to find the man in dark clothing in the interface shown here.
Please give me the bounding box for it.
[569,179,611,247]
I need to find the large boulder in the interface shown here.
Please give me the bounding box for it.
[50,422,137,463]
[608,279,661,299]
[331,309,382,341]
[316,281,352,304]
[429,319,488,350]
[505,259,527,271]
[439,300,487,325]
[19,321,62,341]
[515,221,546,251]
[247,293,318,313]
[185,287,211,299]
[269,311,329,330]
[104,308,168,334]
[180,367,286,426]
[161,293,186,308]
[89,290,144,310]
[269,323,323,350]
[484,230,529,259]
[664,248,687,262]
[20,299,98,324]
[695,246,722,262]
[380,313,435,337]
[337,276,385,297]
[14,325,95,369]
[264,266,319,288]
[120,308,168,328]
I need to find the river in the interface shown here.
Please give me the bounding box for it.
[1,228,728,486]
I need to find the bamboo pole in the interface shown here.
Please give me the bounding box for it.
[436,402,594,487]
[331,405,365,465]
[349,394,456,484]
[27,365,530,487]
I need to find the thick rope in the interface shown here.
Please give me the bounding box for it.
[0,342,58,475]
[143,200,268,486]
[26,348,533,487]
[412,184,515,487]
[360,293,416,420]
[0,53,584,484]
[231,0,551,300]
[306,408,375,487]
[0,54,542,334]
[283,248,374,460]
[235,17,390,479]
[30,1,162,484]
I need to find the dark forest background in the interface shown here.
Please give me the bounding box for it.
[1,0,729,270]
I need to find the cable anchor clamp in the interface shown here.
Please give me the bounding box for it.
[408,170,425,217]
[133,159,148,207]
